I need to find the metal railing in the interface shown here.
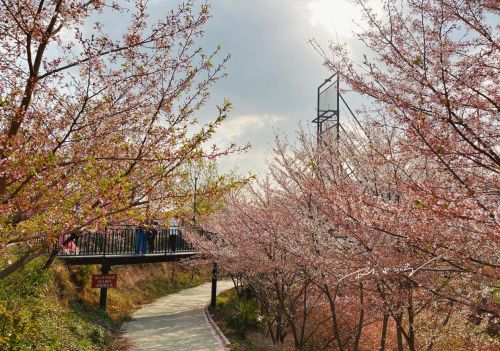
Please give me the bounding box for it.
[56,226,194,256]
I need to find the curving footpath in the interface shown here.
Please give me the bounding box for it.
[123,281,233,351]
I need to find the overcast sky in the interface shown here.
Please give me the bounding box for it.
[149,0,366,176]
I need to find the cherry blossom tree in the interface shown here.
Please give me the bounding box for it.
[185,178,333,348]
[312,0,499,345]
[194,120,498,349]
[184,0,499,349]
[314,0,499,271]
[0,0,243,279]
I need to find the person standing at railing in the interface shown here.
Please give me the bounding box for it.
[135,224,147,255]
[146,220,159,253]
[58,234,79,255]
[168,219,179,252]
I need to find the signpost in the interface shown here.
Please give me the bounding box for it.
[91,273,117,288]
[92,265,115,310]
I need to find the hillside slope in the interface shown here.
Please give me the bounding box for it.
[0,258,210,350]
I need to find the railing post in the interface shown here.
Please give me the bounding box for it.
[167,228,170,255]
[103,228,107,257]
[210,262,218,308]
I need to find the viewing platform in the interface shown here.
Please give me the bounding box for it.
[56,226,197,265]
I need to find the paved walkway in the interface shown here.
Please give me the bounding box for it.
[124,281,233,351]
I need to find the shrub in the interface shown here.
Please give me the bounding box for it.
[229,300,259,336]
[0,258,109,351]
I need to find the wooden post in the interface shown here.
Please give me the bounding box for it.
[210,262,218,308]
[99,264,111,310]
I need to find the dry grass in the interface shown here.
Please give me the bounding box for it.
[54,260,212,350]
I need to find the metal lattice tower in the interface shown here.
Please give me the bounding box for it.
[313,73,340,143]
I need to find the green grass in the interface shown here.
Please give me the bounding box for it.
[0,258,114,351]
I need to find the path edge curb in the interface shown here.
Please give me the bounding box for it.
[204,306,231,348]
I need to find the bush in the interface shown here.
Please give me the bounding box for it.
[0,258,110,351]
[0,258,53,350]
[229,300,259,336]
[216,292,232,309]
[68,265,97,291]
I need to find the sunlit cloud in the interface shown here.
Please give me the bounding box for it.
[215,114,284,142]
[306,0,385,40]
[306,0,359,39]
[213,114,285,175]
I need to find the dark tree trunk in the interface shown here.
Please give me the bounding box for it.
[395,313,404,351]
[353,282,365,351]
[379,313,389,351]
[407,290,416,351]
[324,284,344,351]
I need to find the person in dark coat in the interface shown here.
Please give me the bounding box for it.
[146,220,158,253]
[168,219,179,252]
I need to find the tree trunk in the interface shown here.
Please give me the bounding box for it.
[44,233,78,269]
[379,313,389,351]
[407,290,416,351]
[324,284,344,351]
[353,282,365,351]
[0,250,41,280]
[299,280,310,349]
[230,274,244,299]
[267,319,276,344]
[395,313,404,351]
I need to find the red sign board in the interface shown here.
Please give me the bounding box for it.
[91,274,117,288]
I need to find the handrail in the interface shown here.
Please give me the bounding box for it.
[55,226,194,256]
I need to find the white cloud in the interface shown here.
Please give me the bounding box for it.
[215,114,284,142]
[305,0,384,39]
[212,114,285,175]
[306,0,359,39]
[218,149,271,176]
